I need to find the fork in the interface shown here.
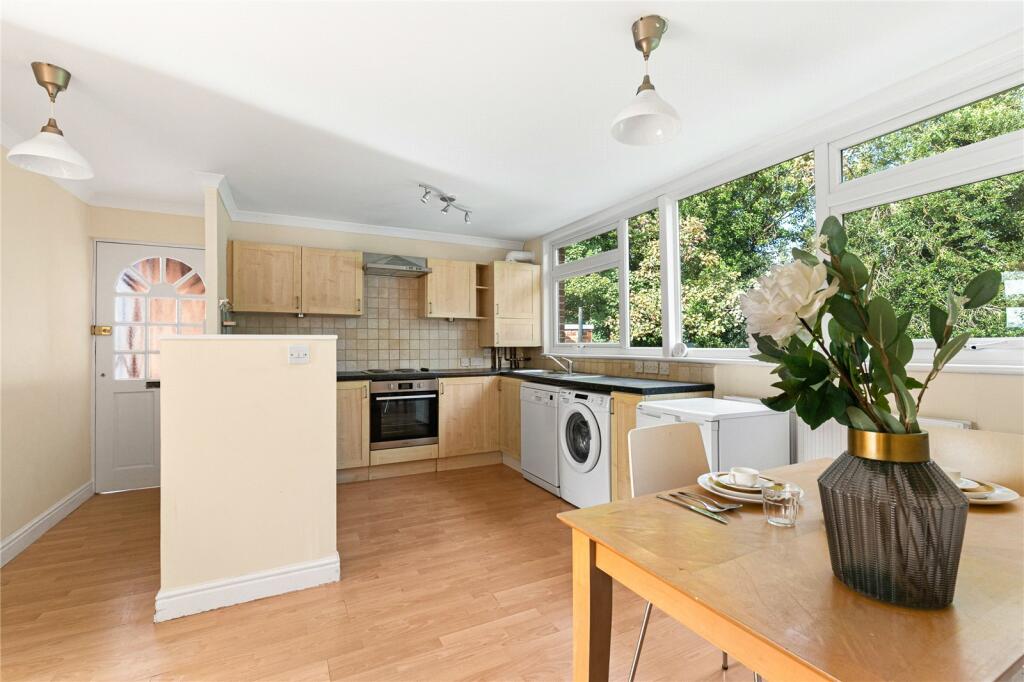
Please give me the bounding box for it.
[672,491,742,513]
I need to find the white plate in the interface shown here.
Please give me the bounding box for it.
[967,483,1020,505]
[697,473,804,504]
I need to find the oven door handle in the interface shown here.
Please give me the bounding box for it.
[372,394,438,401]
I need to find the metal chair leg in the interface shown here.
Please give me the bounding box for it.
[754,674,764,682]
[628,601,653,682]
[722,651,729,670]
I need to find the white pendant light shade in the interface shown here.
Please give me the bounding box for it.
[610,88,682,146]
[7,130,94,180]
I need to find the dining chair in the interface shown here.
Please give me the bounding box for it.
[627,423,731,680]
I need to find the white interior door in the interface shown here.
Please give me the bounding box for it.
[94,241,206,493]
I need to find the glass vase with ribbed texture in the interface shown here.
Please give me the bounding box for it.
[817,431,968,609]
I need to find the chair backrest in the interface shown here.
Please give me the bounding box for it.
[628,423,710,498]
[928,426,1024,492]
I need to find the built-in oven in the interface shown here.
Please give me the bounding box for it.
[369,379,439,450]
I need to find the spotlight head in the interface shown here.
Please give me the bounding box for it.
[440,202,451,215]
[464,211,471,224]
[420,189,431,204]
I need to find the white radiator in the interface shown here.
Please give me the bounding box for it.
[722,395,972,463]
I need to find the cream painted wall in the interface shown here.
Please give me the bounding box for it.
[714,363,1024,434]
[159,336,337,593]
[88,205,203,246]
[1,148,207,542]
[229,220,510,263]
[1,154,92,537]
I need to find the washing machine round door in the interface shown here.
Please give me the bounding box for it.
[559,401,601,474]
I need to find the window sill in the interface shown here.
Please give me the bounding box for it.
[539,351,1024,375]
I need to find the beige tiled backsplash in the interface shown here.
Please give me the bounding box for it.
[231,275,492,370]
[525,356,716,384]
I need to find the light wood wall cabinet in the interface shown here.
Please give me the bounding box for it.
[337,381,370,469]
[609,390,713,501]
[301,248,363,315]
[422,258,477,319]
[439,376,498,458]
[228,241,302,313]
[478,261,541,347]
[498,376,522,460]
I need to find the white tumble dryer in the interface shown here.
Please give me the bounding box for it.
[556,389,612,508]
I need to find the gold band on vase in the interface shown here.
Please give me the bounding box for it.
[847,429,930,463]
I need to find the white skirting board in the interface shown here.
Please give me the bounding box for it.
[0,480,94,567]
[501,453,521,472]
[154,552,341,623]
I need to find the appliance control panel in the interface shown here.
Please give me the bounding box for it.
[370,378,439,394]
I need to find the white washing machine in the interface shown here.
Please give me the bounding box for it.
[557,389,612,508]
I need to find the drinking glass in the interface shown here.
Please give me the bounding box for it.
[762,483,800,527]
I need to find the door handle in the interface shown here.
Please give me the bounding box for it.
[295,295,300,309]
[91,325,112,336]
[362,385,368,399]
[429,301,433,314]
[356,298,361,312]
[496,303,500,316]
[440,381,444,395]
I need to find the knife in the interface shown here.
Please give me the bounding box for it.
[656,494,729,524]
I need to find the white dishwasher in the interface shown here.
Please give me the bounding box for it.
[520,382,560,496]
[635,398,790,473]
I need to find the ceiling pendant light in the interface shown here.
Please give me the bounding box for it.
[610,16,681,146]
[7,62,93,180]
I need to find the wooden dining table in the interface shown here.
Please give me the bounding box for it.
[558,459,1024,681]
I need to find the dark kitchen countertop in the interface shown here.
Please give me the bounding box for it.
[339,368,713,395]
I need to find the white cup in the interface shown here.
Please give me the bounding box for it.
[730,466,760,487]
[940,467,963,486]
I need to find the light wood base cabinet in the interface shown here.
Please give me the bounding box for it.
[439,376,498,458]
[610,390,713,501]
[337,381,370,469]
[498,376,522,460]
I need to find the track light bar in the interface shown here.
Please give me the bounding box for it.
[418,183,473,224]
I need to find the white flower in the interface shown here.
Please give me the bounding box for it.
[740,261,839,345]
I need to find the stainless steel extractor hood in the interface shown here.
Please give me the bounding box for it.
[363,253,431,277]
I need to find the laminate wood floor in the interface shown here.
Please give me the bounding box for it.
[1,464,751,681]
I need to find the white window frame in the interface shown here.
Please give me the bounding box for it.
[541,36,1024,372]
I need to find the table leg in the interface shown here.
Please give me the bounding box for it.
[572,528,612,682]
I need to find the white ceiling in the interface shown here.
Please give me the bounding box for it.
[2,1,1021,243]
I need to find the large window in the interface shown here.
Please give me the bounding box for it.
[842,86,1024,181]
[678,153,815,348]
[844,172,1024,338]
[544,66,1023,368]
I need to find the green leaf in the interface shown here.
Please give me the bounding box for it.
[892,334,914,367]
[753,333,786,359]
[846,406,877,431]
[838,253,869,290]
[934,332,970,370]
[903,377,924,390]
[867,297,898,347]
[946,286,964,328]
[820,216,847,255]
[875,407,906,434]
[829,296,866,333]
[791,248,821,266]
[782,352,830,383]
[762,393,797,412]
[962,270,1001,309]
[896,311,912,339]
[929,304,949,346]
[892,375,918,428]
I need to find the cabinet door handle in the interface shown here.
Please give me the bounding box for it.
[429,301,433,314]
[295,295,300,309]
[496,303,500,316]
[495,331,500,345]
[362,385,368,399]
[440,381,445,395]
[356,298,361,312]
